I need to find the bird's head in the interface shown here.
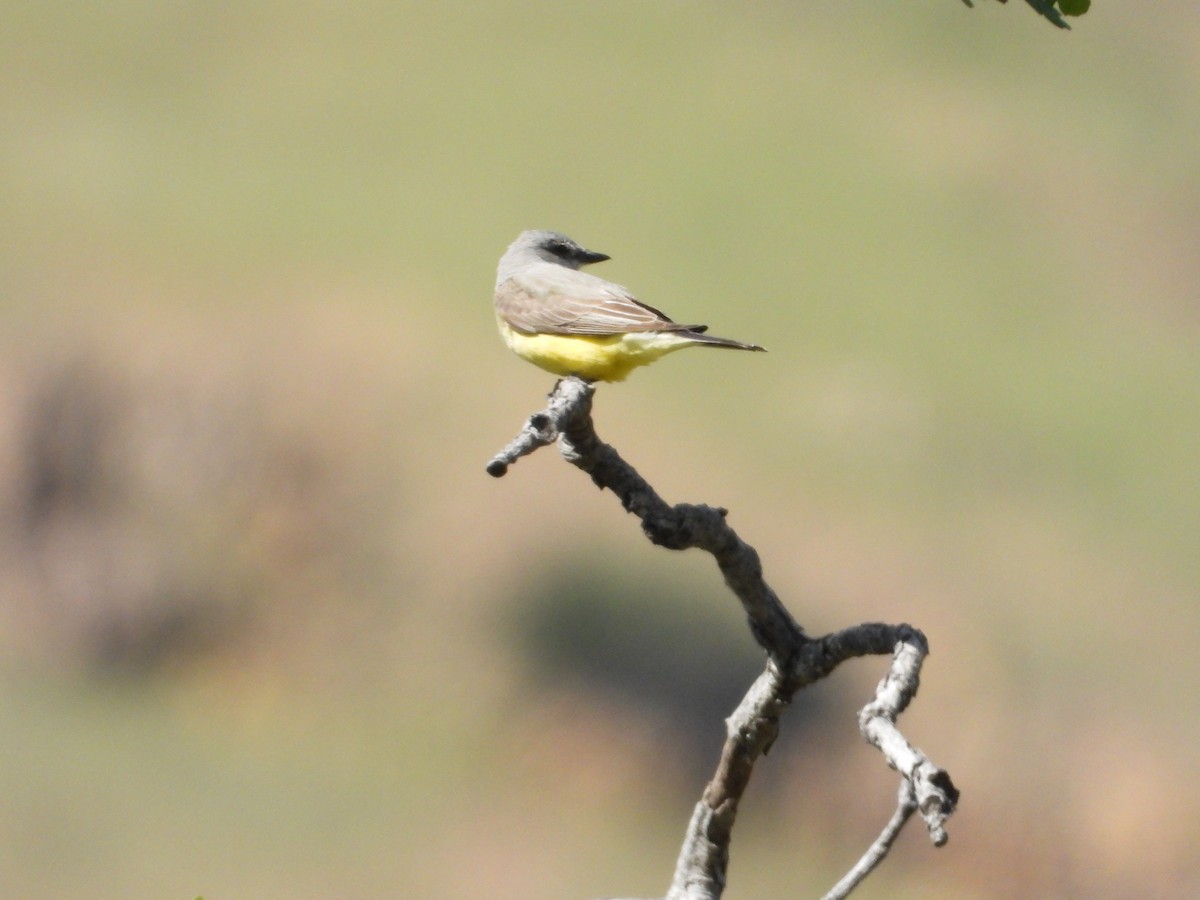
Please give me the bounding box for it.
[512,230,610,271]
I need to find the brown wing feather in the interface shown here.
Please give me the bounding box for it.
[495,279,706,337]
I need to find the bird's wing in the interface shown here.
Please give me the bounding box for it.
[495,267,702,336]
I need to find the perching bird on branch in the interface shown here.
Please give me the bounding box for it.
[494,230,765,383]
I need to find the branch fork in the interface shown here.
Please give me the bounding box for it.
[488,377,958,899]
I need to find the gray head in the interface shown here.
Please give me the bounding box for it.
[496,230,610,285]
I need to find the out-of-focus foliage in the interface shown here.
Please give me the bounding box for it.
[1056,0,1092,18]
[966,0,1090,30]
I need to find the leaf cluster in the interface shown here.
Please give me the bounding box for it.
[963,0,1091,30]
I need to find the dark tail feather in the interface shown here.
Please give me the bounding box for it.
[682,329,766,352]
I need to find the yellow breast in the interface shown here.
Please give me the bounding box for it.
[496,317,695,382]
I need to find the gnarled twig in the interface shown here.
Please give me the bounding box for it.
[488,377,958,898]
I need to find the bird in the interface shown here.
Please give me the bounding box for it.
[493,230,765,383]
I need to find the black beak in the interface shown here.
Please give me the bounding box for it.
[577,248,610,265]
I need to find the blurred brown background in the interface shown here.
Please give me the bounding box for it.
[2,3,1198,897]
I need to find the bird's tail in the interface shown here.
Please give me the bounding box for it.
[682,328,766,352]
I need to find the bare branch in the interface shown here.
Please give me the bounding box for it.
[490,377,806,668]
[856,628,959,847]
[488,378,958,898]
[821,780,918,900]
[486,381,581,477]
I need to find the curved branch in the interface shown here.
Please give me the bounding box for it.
[490,377,805,668]
[821,780,918,900]
[487,378,958,899]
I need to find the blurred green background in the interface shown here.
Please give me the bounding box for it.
[2,2,1198,897]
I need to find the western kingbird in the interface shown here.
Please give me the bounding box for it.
[494,230,765,383]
